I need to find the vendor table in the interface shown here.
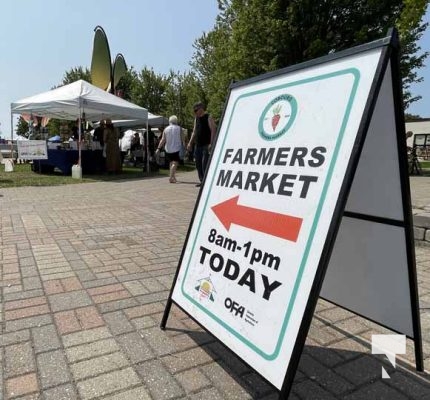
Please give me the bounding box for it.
[32,149,104,175]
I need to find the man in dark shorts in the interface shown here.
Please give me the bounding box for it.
[187,102,216,187]
[156,116,185,183]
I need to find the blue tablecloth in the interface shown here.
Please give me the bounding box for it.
[32,149,104,175]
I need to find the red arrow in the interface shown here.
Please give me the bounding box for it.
[211,195,302,242]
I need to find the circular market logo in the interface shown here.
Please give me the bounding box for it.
[258,94,297,141]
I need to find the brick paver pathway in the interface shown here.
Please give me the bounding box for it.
[0,170,429,399]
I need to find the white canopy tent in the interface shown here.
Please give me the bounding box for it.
[10,80,149,172]
[94,113,169,129]
[11,79,148,122]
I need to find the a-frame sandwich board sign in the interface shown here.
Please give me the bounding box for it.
[161,28,423,398]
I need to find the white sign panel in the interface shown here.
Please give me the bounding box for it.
[172,48,383,389]
[17,140,48,160]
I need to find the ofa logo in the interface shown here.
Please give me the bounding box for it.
[258,94,297,141]
[195,277,216,302]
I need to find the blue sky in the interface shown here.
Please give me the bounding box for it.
[0,0,219,137]
[0,1,428,138]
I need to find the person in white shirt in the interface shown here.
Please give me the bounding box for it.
[156,115,185,183]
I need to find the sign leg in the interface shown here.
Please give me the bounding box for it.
[160,297,173,330]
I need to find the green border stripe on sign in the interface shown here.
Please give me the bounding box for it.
[181,67,361,360]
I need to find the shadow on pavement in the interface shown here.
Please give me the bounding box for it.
[164,325,430,399]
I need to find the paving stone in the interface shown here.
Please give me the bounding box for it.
[62,326,111,347]
[61,277,83,291]
[124,302,166,319]
[139,326,177,356]
[342,380,409,400]
[74,269,97,282]
[21,267,39,278]
[308,323,348,345]
[162,347,214,373]
[102,387,151,400]
[75,306,104,329]
[140,277,166,292]
[54,310,81,334]
[86,283,126,296]
[43,280,64,295]
[48,290,92,312]
[334,355,384,385]
[23,277,42,290]
[170,332,213,352]
[116,332,154,363]
[131,315,157,330]
[385,370,430,399]
[175,367,211,394]
[188,387,225,400]
[77,367,141,400]
[37,350,71,388]
[98,298,139,313]
[6,373,39,398]
[303,339,345,367]
[205,341,251,376]
[200,362,253,399]
[82,277,118,288]
[136,359,185,399]
[4,342,35,377]
[92,289,131,304]
[103,311,135,335]
[0,329,30,346]
[240,371,277,398]
[297,353,355,395]
[118,272,149,282]
[135,291,170,304]
[326,337,370,362]
[43,383,78,400]
[4,296,46,313]
[5,304,50,320]
[293,379,338,399]
[122,280,149,296]
[3,289,44,302]
[0,363,3,400]
[32,324,61,353]
[65,338,120,363]
[70,352,129,381]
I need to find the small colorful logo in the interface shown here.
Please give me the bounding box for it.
[195,277,216,302]
[258,94,297,141]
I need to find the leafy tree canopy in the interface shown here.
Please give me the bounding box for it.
[192,0,429,119]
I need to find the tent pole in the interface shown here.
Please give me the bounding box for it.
[78,113,82,168]
[10,113,14,159]
[146,119,150,175]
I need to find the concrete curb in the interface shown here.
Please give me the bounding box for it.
[413,211,430,243]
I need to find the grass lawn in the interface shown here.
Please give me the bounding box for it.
[0,162,196,188]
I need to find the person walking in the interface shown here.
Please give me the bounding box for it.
[187,102,216,187]
[156,115,185,183]
[103,119,122,173]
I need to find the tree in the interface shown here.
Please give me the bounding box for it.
[130,67,169,115]
[397,0,429,109]
[114,68,138,102]
[405,113,424,121]
[61,66,92,85]
[191,0,429,120]
[164,71,207,131]
[16,116,30,137]
[191,19,234,120]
